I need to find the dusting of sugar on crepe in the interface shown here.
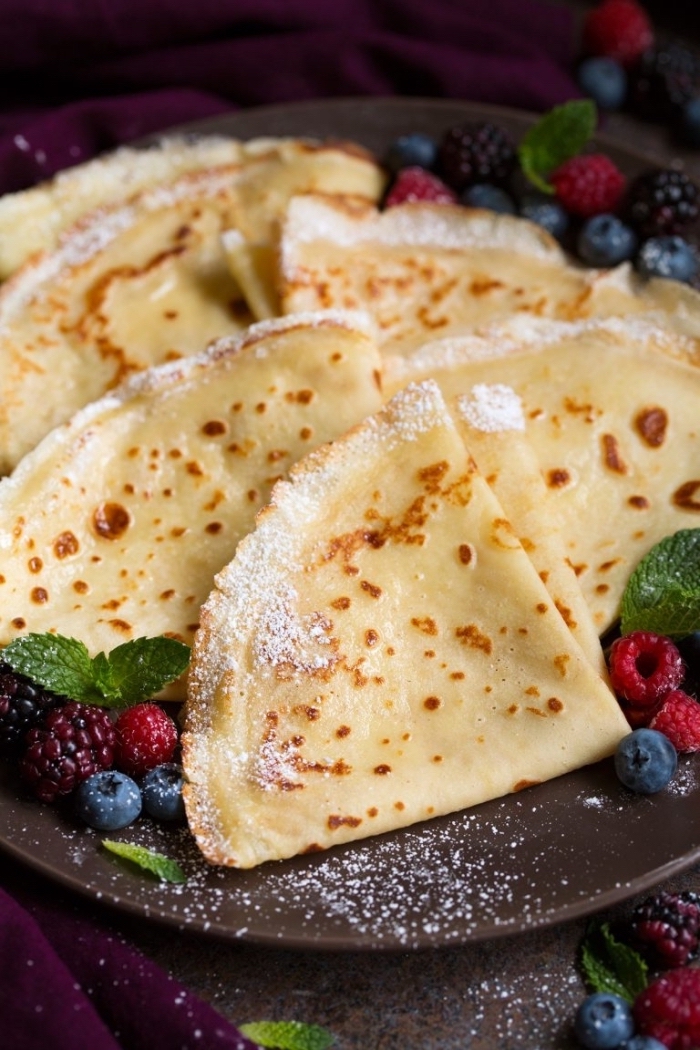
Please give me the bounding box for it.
[457,384,525,433]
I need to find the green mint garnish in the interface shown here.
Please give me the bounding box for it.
[620,528,700,637]
[239,1021,335,1050]
[1,632,190,708]
[102,840,187,884]
[579,921,648,1002]
[518,99,597,193]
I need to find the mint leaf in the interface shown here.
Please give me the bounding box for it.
[579,922,648,1002]
[518,99,597,193]
[620,528,700,637]
[102,840,187,884]
[240,1021,335,1050]
[2,634,105,702]
[1,632,190,707]
[106,636,191,707]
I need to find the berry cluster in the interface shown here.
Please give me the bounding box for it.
[608,629,700,794]
[574,891,700,1048]
[578,0,700,148]
[381,119,700,286]
[0,666,184,831]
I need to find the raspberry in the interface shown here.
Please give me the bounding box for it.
[608,631,685,711]
[384,166,457,208]
[551,154,627,218]
[113,702,179,779]
[649,690,700,752]
[624,168,700,238]
[0,663,64,755]
[582,0,654,69]
[631,891,700,968]
[633,968,700,1050]
[438,122,517,192]
[20,701,116,803]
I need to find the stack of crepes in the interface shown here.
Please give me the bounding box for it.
[0,125,698,872]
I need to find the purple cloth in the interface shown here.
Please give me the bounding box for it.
[0,1,580,1046]
[0,0,580,194]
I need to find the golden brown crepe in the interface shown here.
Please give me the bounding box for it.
[0,312,382,697]
[0,142,385,474]
[182,379,628,868]
[278,195,700,356]
[385,315,700,634]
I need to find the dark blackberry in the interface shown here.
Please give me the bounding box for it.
[623,168,699,238]
[437,122,517,192]
[631,890,700,967]
[20,700,116,804]
[628,43,700,122]
[0,662,64,755]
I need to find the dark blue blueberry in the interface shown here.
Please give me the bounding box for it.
[75,770,142,831]
[385,133,438,174]
[577,57,627,112]
[462,183,516,214]
[637,235,699,283]
[577,214,637,267]
[518,192,569,240]
[621,1036,668,1050]
[615,728,678,794]
[680,96,700,147]
[141,762,186,822]
[573,992,634,1049]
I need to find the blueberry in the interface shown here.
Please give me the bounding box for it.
[680,96,700,148]
[577,214,637,267]
[637,235,699,283]
[141,762,186,822]
[577,57,627,112]
[615,728,678,794]
[573,992,634,1049]
[462,183,516,214]
[385,133,438,174]
[518,192,569,240]
[75,770,142,831]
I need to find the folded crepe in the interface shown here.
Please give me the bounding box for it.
[386,314,700,634]
[183,379,628,868]
[277,195,700,357]
[0,142,385,474]
[0,311,382,697]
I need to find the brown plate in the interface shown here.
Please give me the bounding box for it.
[1,97,699,952]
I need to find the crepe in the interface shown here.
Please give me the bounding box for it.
[386,314,700,634]
[278,195,700,357]
[0,311,383,697]
[182,380,628,868]
[0,141,385,475]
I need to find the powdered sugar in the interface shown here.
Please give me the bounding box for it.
[457,383,525,433]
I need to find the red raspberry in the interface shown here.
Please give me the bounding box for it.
[114,702,178,779]
[582,0,654,69]
[551,154,627,218]
[608,631,685,712]
[20,701,115,803]
[650,690,700,752]
[384,166,458,207]
[633,967,700,1049]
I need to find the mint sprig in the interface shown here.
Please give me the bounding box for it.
[102,840,187,883]
[240,1021,335,1050]
[579,921,648,1002]
[620,528,700,638]
[518,99,597,193]
[1,632,190,708]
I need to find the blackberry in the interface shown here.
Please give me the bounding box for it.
[20,700,115,803]
[631,890,700,967]
[628,43,700,122]
[437,122,517,192]
[624,168,699,239]
[0,663,64,755]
